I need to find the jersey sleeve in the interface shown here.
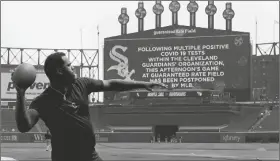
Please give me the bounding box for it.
[29,96,42,112]
[29,93,48,115]
[78,77,104,94]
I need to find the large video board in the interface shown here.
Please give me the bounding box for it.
[104,34,251,101]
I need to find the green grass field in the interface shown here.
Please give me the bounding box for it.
[1,143,279,161]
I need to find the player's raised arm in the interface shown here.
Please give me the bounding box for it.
[15,88,40,133]
[11,64,40,133]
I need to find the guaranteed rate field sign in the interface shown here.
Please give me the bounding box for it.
[104,26,251,101]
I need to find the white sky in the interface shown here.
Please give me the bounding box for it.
[1,1,279,50]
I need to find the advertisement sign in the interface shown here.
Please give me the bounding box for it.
[0,132,44,143]
[104,30,251,101]
[1,72,50,100]
[1,64,80,101]
[220,133,245,143]
[33,133,45,143]
[95,133,109,142]
[0,132,277,143]
[0,133,18,143]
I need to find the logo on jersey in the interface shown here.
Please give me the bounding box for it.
[107,45,135,80]
[72,102,78,109]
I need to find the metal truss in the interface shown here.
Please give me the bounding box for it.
[1,47,100,102]
[255,42,279,56]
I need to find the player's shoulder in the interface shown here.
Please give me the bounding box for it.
[73,78,104,93]
[30,88,52,108]
[75,77,98,82]
[74,77,89,83]
[74,77,103,86]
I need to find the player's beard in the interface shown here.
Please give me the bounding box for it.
[66,74,76,84]
[55,73,75,85]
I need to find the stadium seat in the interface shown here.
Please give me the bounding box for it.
[223,107,265,132]
[255,107,279,131]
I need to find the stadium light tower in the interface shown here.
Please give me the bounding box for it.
[187,0,199,27]
[153,1,164,28]
[169,0,181,26]
[205,1,217,29]
[223,2,235,31]
[118,8,129,35]
[135,1,147,32]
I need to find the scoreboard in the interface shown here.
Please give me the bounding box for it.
[104,32,251,101]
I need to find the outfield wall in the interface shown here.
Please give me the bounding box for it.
[1,132,278,143]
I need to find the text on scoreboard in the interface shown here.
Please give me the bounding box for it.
[104,34,250,91]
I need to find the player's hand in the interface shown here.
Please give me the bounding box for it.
[11,71,27,94]
[144,82,167,91]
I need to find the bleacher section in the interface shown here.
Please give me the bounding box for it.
[1,105,278,133]
[99,113,231,126]
[1,109,18,132]
[255,107,279,131]
[101,105,232,113]
[1,109,46,133]
[222,107,265,132]
[132,97,203,105]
